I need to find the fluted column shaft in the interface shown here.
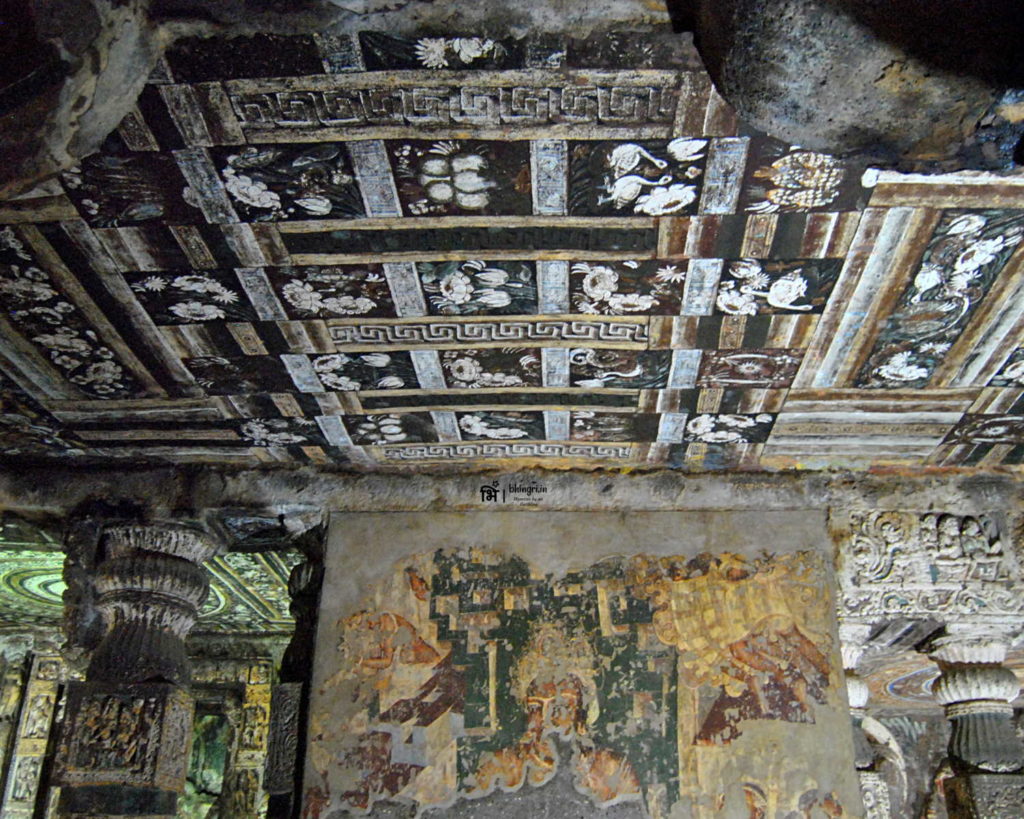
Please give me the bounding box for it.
[926,632,1024,819]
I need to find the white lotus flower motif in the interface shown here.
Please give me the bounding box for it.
[635,183,697,215]
[606,293,657,312]
[136,276,167,292]
[686,415,716,436]
[459,415,528,439]
[414,38,448,68]
[703,430,745,443]
[320,373,360,391]
[666,138,707,163]
[295,195,332,216]
[223,168,280,210]
[475,289,512,308]
[375,376,405,389]
[655,265,685,283]
[474,268,509,287]
[73,360,123,385]
[360,353,391,367]
[716,282,758,315]
[313,354,350,372]
[322,295,375,315]
[32,331,90,355]
[282,281,324,312]
[168,301,226,321]
[439,271,474,304]
[946,213,987,236]
[875,351,930,383]
[0,278,57,302]
[580,264,619,301]
[448,357,483,383]
[241,420,306,446]
[730,260,763,280]
[451,38,494,63]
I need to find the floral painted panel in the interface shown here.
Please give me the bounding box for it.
[360,33,523,70]
[185,356,296,395]
[569,260,686,315]
[990,348,1024,387]
[0,373,82,456]
[60,136,202,227]
[568,139,707,216]
[214,144,365,221]
[739,138,865,214]
[569,349,672,389]
[440,348,541,389]
[0,227,142,399]
[943,415,1024,446]
[456,411,545,440]
[234,417,328,448]
[343,413,438,446]
[570,411,659,442]
[312,352,418,392]
[714,259,842,316]
[388,140,532,216]
[856,210,1024,389]
[683,413,775,444]
[306,548,851,817]
[697,349,803,389]
[126,270,258,324]
[268,265,396,319]
[419,260,537,315]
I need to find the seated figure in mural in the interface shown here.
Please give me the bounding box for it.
[471,622,642,807]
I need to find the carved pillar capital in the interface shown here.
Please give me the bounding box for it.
[86,522,219,686]
[924,630,1024,776]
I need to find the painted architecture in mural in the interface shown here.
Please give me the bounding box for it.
[305,549,853,818]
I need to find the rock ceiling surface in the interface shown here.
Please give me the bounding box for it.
[3,27,1024,472]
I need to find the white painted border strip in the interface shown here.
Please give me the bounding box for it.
[281,354,324,393]
[235,268,289,320]
[383,262,428,317]
[542,348,570,387]
[681,259,723,315]
[668,349,702,388]
[537,260,569,313]
[531,140,568,215]
[348,140,402,217]
[698,138,749,215]
[411,350,446,389]
[544,410,570,440]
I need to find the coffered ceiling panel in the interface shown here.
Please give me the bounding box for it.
[2,28,1024,472]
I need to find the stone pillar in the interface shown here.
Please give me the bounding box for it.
[54,523,219,817]
[841,623,893,819]
[927,630,1024,819]
[1,655,63,818]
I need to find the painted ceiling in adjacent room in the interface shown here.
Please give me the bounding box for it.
[2,27,1024,472]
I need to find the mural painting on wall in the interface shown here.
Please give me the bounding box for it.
[305,550,848,818]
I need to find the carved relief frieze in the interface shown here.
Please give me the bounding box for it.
[834,510,1023,624]
[55,682,193,791]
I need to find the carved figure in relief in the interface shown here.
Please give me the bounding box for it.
[23,693,52,738]
[11,756,40,800]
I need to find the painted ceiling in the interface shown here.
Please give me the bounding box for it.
[2,28,1024,472]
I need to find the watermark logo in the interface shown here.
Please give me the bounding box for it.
[479,479,548,505]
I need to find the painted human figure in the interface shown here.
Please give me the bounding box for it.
[472,627,641,807]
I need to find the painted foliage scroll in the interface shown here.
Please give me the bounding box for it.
[304,520,859,818]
